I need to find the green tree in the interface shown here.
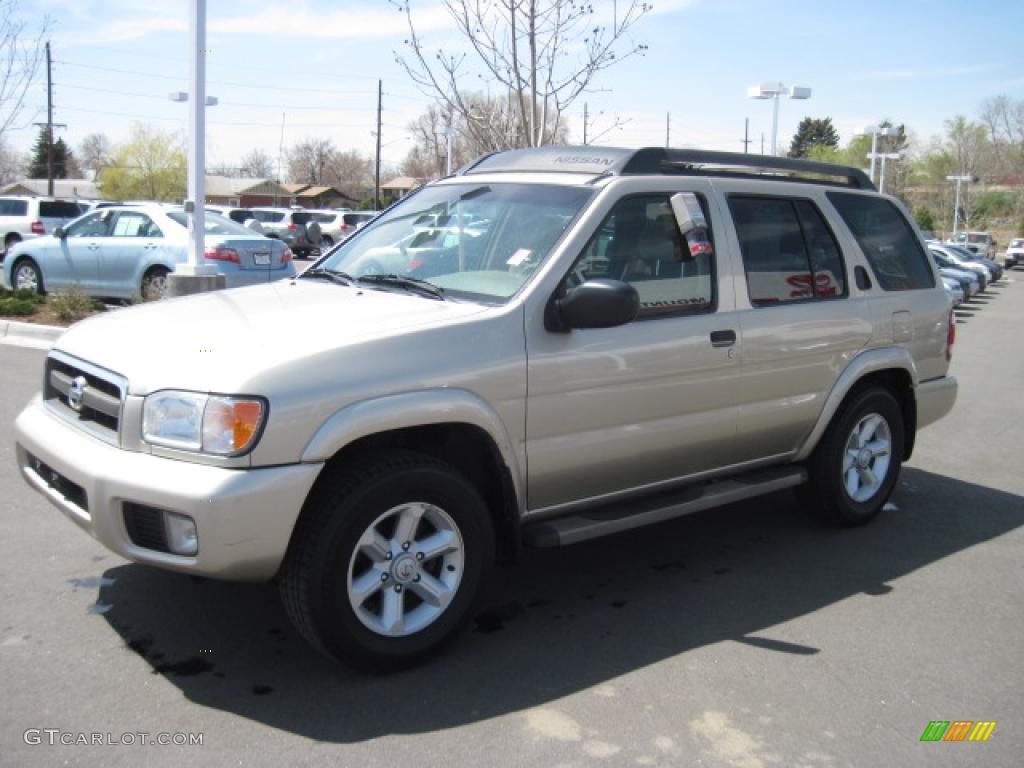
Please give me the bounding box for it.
[27,127,75,179]
[98,124,186,202]
[788,117,839,158]
[914,207,936,231]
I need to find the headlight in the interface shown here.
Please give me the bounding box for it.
[142,390,266,455]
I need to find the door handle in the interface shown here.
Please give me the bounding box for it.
[87,243,99,251]
[710,329,736,347]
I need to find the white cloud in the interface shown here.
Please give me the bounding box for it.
[856,64,998,81]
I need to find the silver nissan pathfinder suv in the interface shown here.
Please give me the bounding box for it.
[14,148,958,670]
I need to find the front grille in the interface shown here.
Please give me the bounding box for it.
[43,351,127,444]
[26,452,89,516]
[123,503,170,553]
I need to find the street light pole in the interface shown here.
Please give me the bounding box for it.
[747,82,811,156]
[167,0,224,297]
[946,175,972,237]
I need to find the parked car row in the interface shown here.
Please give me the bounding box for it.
[2,205,296,300]
[926,240,1006,307]
[209,206,376,257]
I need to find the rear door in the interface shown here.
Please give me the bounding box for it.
[104,211,166,297]
[722,188,872,462]
[525,184,742,512]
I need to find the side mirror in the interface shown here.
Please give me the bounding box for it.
[54,226,66,239]
[546,279,639,332]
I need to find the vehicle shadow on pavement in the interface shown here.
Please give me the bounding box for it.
[96,467,1023,742]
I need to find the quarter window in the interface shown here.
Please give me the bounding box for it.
[729,196,846,306]
[827,192,935,291]
[570,194,715,318]
[0,199,28,216]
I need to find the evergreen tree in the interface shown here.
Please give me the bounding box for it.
[27,127,75,179]
[788,117,840,158]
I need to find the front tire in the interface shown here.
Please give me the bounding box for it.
[802,387,904,526]
[280,452,494,671]
[12,257,43,294]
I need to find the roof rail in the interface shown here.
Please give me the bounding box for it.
[459,146,875,190]
[622,148,875,190]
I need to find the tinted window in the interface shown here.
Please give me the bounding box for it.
[729,196,845,305]
[571,194,715,318]
[0,199,28,216]
[252,210,284,223]
[39,201,85,219]
[828,192,935,291]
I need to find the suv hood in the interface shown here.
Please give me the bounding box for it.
[54,279,489,394]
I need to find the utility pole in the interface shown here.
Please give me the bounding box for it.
[760,133,765,155]
[35,42,66,196]
[374,79,382,210]
[583,102,589,145]
[665,112,670,148]
[741,118,751,154]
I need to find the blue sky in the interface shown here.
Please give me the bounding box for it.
[9,0,1024,174]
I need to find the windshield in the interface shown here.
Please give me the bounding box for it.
[319,182,593,302]
[166,211,262,236]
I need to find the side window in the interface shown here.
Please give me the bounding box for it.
[112,212,162,238]
[729,196,846,306]
[65,211,112,238]
[571,194,715,318]
[827,192,935,291]
[0,199,29,216]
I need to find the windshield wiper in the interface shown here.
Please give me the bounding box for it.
[357,274,445,300]
[299,268,355,286]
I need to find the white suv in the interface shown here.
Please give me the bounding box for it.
[1,196,86,260]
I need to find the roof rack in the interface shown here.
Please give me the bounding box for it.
[460,146,874,190]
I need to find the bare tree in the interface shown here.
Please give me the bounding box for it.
[393,0,650,148]
[78,133,112,176]
[287,138,338,185]
[979,95,1024,180]
[0,134,23,183]
[238,148,275,178]
[0,0,51,137]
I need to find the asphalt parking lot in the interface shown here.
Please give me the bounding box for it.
[1,276,1021,767]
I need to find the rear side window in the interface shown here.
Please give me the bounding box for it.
[728,196,846,306]
[39,201,85,219]
[253,210,284,223]
[0,198,28,216]
[827,192,935,291]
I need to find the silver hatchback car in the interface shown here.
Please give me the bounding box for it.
[14,147,957,670]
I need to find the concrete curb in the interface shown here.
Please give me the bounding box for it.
[0,319,64,349]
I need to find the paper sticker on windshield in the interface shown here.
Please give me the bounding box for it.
[507,249,531,267]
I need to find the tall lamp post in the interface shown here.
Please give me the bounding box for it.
[946,175,973,238]
[862,125,900,187]
[168,0,224,297]
[747,82,812,156]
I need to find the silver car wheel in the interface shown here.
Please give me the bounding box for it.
[347,501,464,638]
[14,261,40,292]
[842,413,892,503]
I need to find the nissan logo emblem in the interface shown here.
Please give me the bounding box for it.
[68,375,87,412]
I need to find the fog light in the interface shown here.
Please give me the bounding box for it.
[164,511,198,556]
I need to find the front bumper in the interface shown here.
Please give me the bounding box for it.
[916,375,958,431]
[15,396,323,581]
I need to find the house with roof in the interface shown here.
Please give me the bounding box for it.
[203,176,293,207]
[0,178,101,200]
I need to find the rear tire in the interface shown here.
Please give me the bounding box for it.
[801,387,904,526]
[12,257,43,294]
[279,452,494,671]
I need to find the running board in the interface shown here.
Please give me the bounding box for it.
[523,466,807,547]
